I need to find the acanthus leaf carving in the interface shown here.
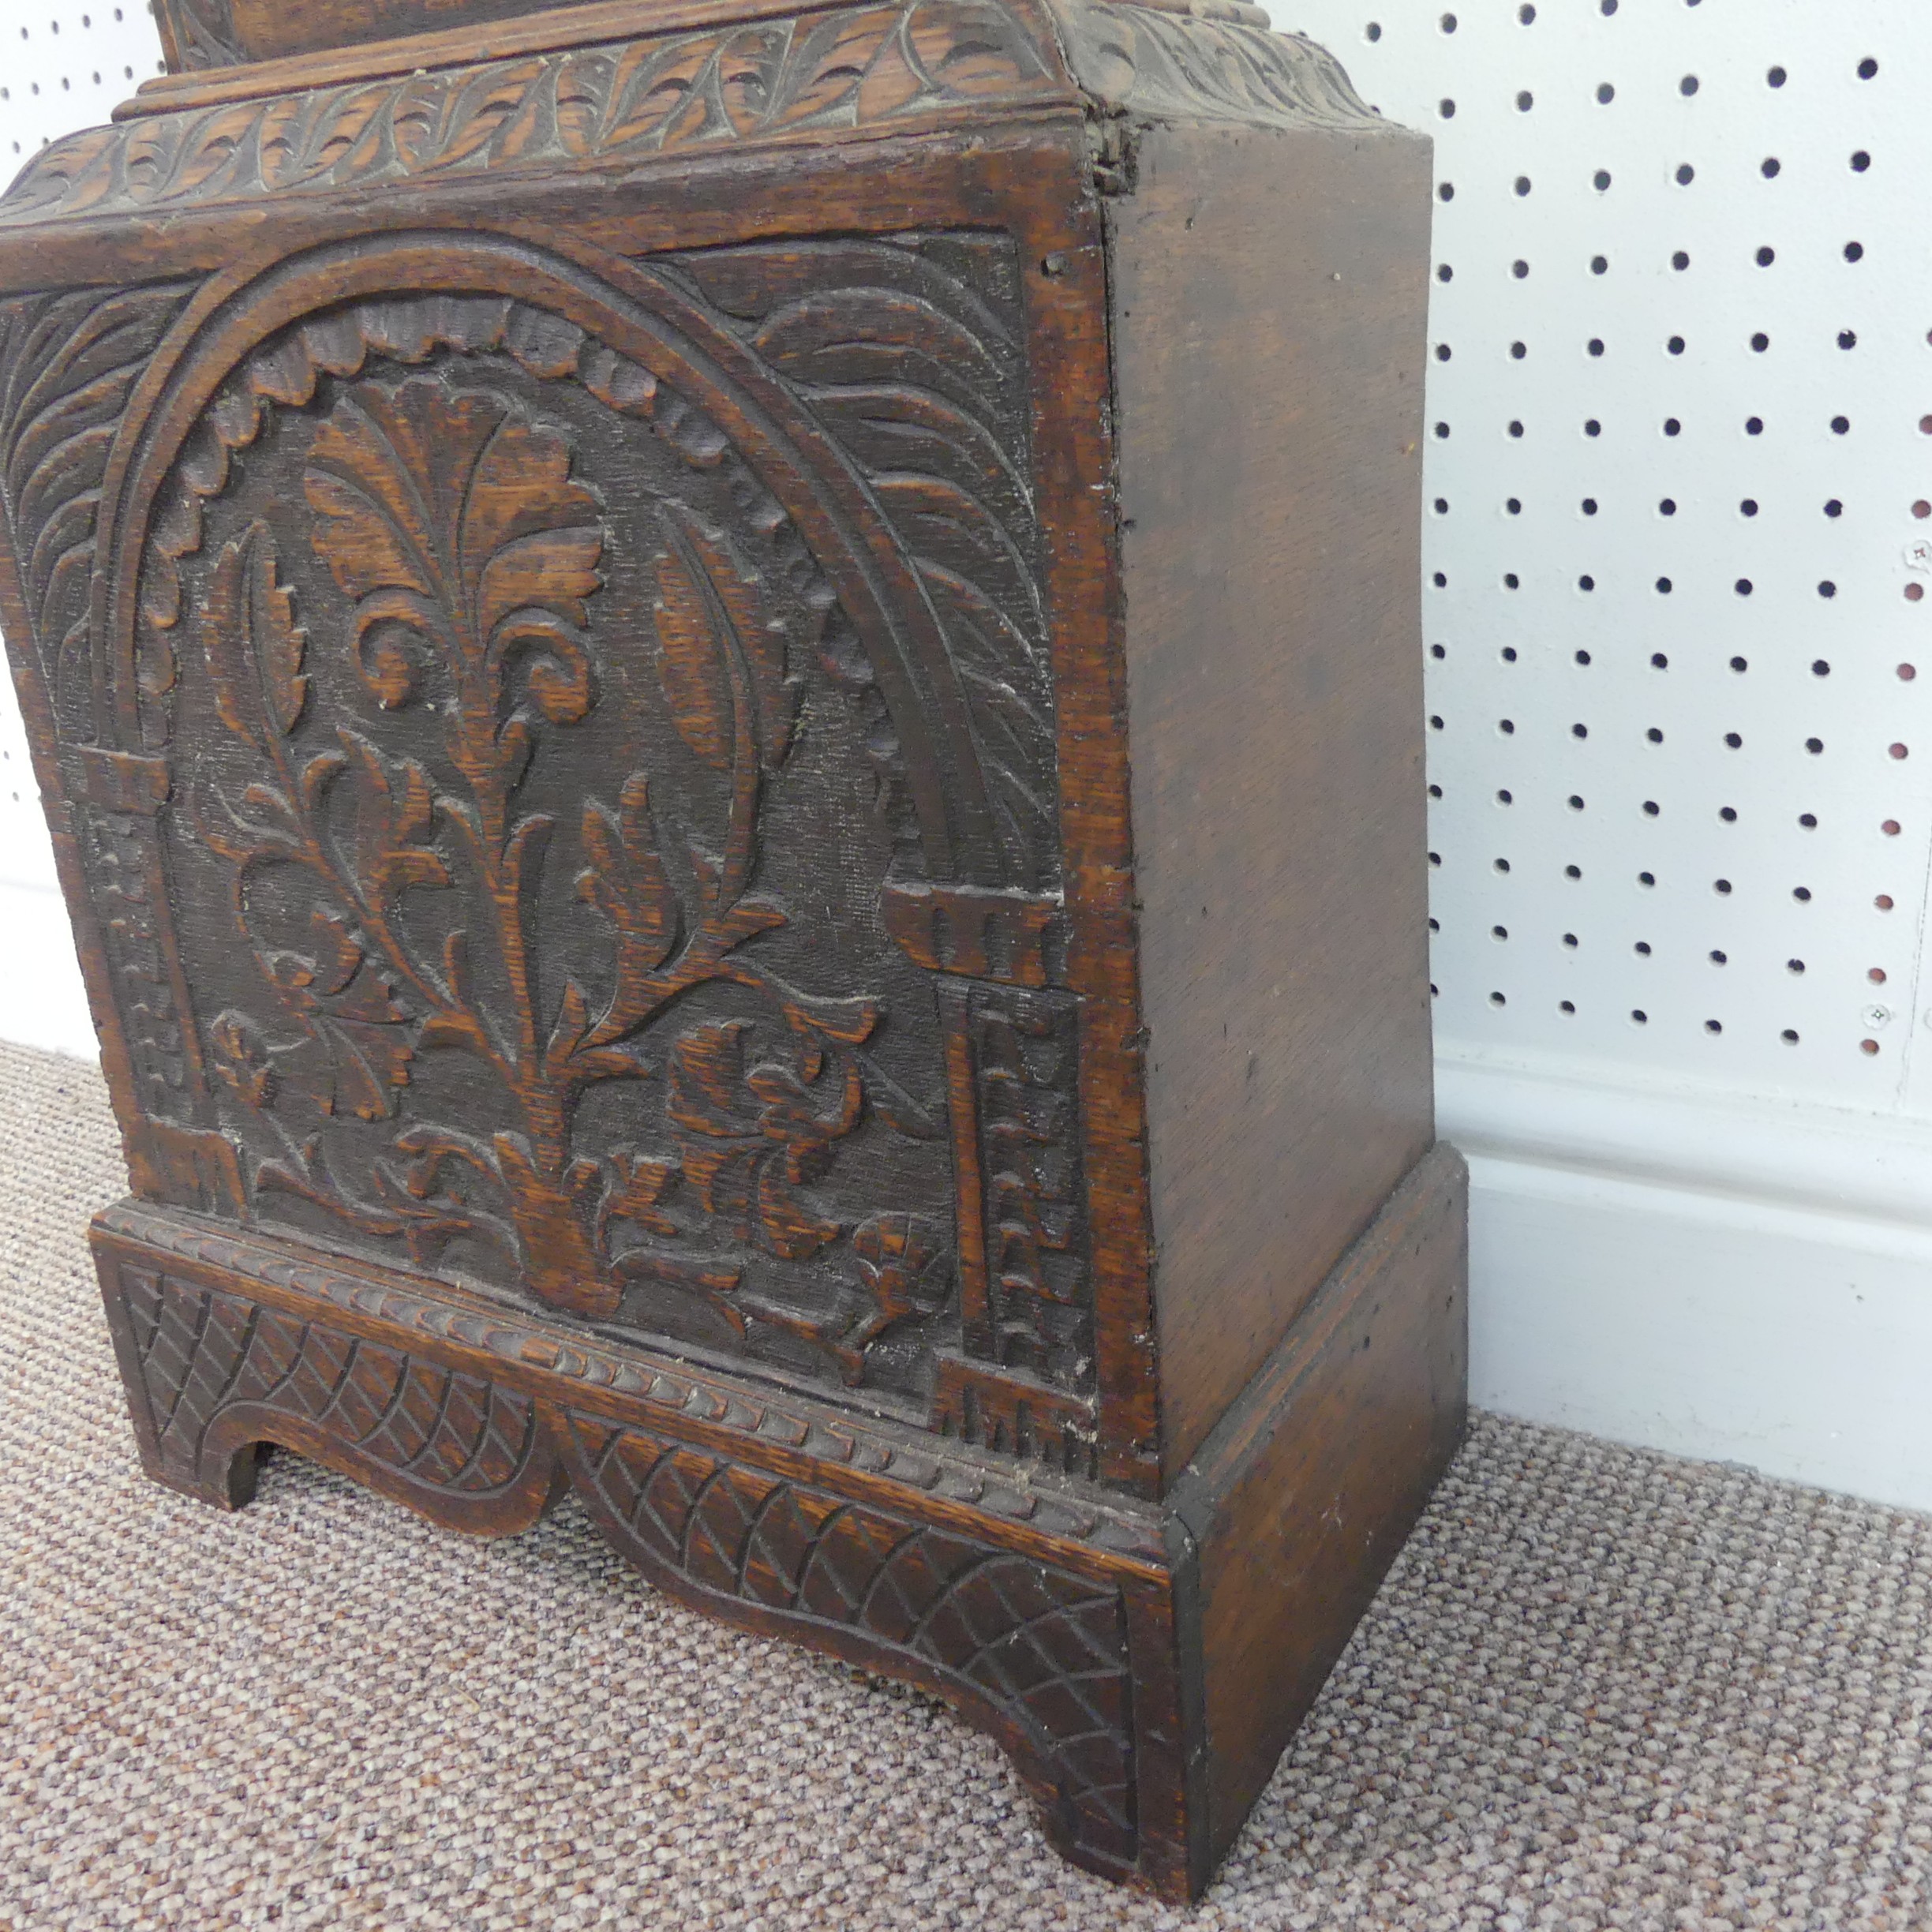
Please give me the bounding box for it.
[201,519,309,752]
[337,730,452,903]
[301,379,604,743]
[653,503,803,775]
[173,339,955,1387]
[805,1208,955,1381]
[0,283,194,741]
[577,774,682,998]
[665,1017,863,1264]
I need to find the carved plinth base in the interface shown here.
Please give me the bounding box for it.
[4,0,1452,1892]
[92,1143,1466,1899]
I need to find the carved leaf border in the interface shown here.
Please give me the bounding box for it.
[0,284,195,739]
[0,0,1064,229]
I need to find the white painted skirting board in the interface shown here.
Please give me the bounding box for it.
[1440,1053,1932,1516]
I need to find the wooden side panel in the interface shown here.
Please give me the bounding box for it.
[1173,1140,1467,1880]
[1108,116,1436,1473]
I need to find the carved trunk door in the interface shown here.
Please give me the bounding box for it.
[28,228,1094,1435]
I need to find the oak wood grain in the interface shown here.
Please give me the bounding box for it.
[1107,114,1436,1476]
[1169,1141,1469,1878]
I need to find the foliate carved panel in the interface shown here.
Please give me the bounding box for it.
[170,349,946,1386]
[85,233,1069,1414]
[0,225,1091,1429]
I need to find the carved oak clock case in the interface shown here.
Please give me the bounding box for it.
[0,0,1465,1898]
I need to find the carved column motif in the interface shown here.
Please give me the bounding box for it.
[880,878,1099,1473]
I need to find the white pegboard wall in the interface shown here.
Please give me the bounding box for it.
[0,4,163,163]
[1286,0,1932,1116]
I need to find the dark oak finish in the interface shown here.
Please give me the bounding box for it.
[1111,118,1436,1473]
[1168,1142,1467,1870]
[0,0,1459,1898]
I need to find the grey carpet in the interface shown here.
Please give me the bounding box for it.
[2,1040,1930,1931]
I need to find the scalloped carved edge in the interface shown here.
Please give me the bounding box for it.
[0,0,1067,230]
[0,0,1388,233]
[90,1198,1166,1563]
[1054,0,1381,133]
[92,1208,1183,1888]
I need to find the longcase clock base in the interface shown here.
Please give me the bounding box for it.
[90,1141,1466,1901]
[0,0,1456,1895]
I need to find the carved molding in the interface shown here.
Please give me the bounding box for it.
[92,1199,1166,1562]
[0,1,1384,233]
[1057,0,1380,133]
[96,1244,1153,1878]
[0,1,1066,230]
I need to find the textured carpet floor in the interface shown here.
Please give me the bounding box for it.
[2,1043,1931,1930]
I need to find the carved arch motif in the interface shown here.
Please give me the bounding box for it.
[92,230,1044,889]
[70,230,1058,1406]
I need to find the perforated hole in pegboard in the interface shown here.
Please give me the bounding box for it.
[0,5,165,159]
[1288,0,1932,1113]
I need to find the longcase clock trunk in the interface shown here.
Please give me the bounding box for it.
[0,0,1464,1896]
